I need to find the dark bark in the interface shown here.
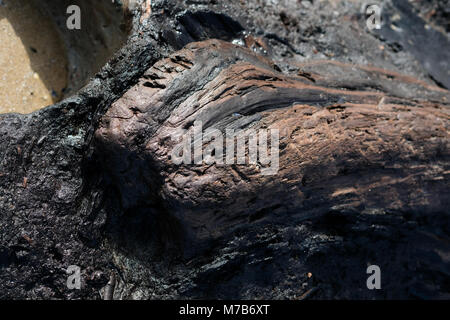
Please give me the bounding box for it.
[0,0,449,299]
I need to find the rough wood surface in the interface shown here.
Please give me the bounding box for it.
[0,0,449,299]
[97,39,449,252]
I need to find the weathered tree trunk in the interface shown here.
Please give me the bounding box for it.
[1,0,449,299]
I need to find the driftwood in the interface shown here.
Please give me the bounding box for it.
[0,0,449,299]
[97,38,449,253]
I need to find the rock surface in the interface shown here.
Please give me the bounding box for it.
[0,0,449,299]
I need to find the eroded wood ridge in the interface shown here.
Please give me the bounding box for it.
[96,39,449,247]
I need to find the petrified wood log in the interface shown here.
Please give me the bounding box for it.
[0,0,449,299]
[96,38,449,253]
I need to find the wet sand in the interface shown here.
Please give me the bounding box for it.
[0,0,68,114]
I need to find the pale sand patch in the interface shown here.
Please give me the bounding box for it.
[0,0,68,114]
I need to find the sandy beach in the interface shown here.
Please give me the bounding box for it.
[0,0,68,114]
